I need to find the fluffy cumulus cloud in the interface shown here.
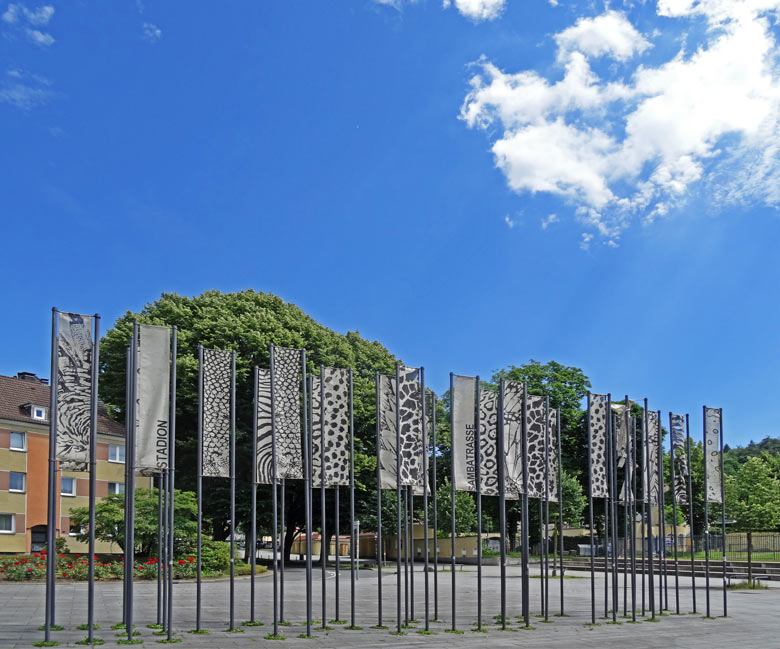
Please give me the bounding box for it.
[460,1,780,245]
[442,0,506,21]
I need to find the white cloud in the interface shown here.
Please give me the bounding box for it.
[142,22,161,42]
[555,10,651,61]
[504,214,516,228]
[579,232,593,250]
[2,3,19,22]
[24,4,53,25]
[541,213,559,229]
[26,27,52,45]
[2,3,54,44]
[0,68,53,109]
[460,4,780,241]
[443,0,506,21]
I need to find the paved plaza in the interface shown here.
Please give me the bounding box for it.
[1,565,778,648]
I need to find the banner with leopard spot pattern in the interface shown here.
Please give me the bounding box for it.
[525,394,547,500]
[56,312,94,465]
[272,346,303,480]
[546,406,559,503]
[704,407,723,504]
[588,394,609,498]
[201,348,232,478]
[311,368,351,487]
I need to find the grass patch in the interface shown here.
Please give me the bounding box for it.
[77,624,101,631]
[279,620,292,627]
[111,623,128,631]
[345,626,363,630]
[33,642,59,647]
[606,621,623,625]
[157,639,182,644]
[471,627,487,633]
[701,616,718,620]
[116,631,141,638]
[646,617,661,622]
[116,640,143,645]
[585,622,601,627]
[242,621,264,626]
[186,629,210,635]
[147,624,163,630]
[401,623,416,629]
[319,625,334,631]
[37,625,65,632]
[264,633,285,640]
[540,619,554,624]
[329,619,347,625]
[296,633,316,639]
[75,638,105,646]
[388,631,406,636]
[519,625,536,630]
[728,581,769,590]
[417,629,437,635]
[444,628,464,634]
[225,627,245,633]
[371,625,389,630]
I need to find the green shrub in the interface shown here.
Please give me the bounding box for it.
[200,540,230,573]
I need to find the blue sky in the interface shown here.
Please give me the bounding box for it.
[2,0,780,447]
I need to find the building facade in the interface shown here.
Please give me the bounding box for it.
[0,372,151,555]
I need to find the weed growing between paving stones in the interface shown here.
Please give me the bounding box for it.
[186,630,209,635]
[606,621,623,625]
[77,624,101,631]
[401,623,416,629]
[418,630,437,635]
[32,641,58,647]
[75,637,105,645]
[242,621,264,626]
[116,631,141,637]
[444,628,464,634]
[329,619,347,625]
[646,617,660,622]
[147,624,163,629]
[388,631,406,636]
[370,625,388,630]
[519,625,536,630]
[225,627,245,633]
[279,620,292,626]
[585,622,601,627]
[157,639,182,644]
[297,633,316,639]
[728,581,769,590]
[38,625,64,631]
[111,623,128,631]
[345,626,363,631]
[264,633,285,640]
[116,639,142,645]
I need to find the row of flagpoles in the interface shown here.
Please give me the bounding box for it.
[44,309,727,642]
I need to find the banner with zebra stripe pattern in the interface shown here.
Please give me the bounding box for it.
[670,413,689,505]
[255,368,273,484]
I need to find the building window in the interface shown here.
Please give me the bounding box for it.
[9,431,26,451]
[69,524,82,537]
[31,405,47,421]
[108,445,125,463]
[0,513,14,533]
[61,477,75,496]
[9,472,25,493]
[108,482,125,495]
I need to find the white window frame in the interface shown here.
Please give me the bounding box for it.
[9,472,25,493]
[108,445,125,463]
[31,405,47,421]
[9,431,26,451]
[108,482,125,495]
[0,513,14,534]
[61,477,75,497]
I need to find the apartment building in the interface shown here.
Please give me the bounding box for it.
[0,372,151,555]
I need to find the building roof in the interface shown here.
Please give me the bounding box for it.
[0,373,125,437]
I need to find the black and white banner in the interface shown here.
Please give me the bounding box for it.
[56,312,94,465]
[588,394,609,498]
[452,374,477,492]
[502,381,523,500]
[644,410,660,505]
[478,388,499,496]
[272,347,303,480]
[546,406,559,503]
[311,368,351,488]
[525,394,547,500]
[135,324,170,473]
[255,368,273,484]
[670,413,688,505]
[201,348,232,478]
[377,373,398,490]
[704,407,723,504]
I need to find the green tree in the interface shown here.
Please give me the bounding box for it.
[69,488,198,556]
[724,456,780,581]
[429,479,477,537]
[98,290,399,560]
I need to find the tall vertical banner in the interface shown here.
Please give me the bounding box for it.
[272,347,304,480]
[136,325,171,473]
[502,381,523,499]
[378,374,398,490]
[588,394,609,498]
[311,368,351,487]
[255,369,273,484]
[478,389,499,496]
[452,375,477,492]
[704,407,723,503]
[525,394,547,499]
[546,407,559,503]
[670,414,689,505]
[201,348,232,478]
[56,312,94,464]
[645,411,660,505]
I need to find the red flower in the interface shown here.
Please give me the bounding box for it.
[33,553,40,558]
[27,569,32,572]
[188,557,194,563]
[178,560,186,565]
[68,564,73,568]
[62,574,67,578]
[60,554,65,558]
[75,554,80,558]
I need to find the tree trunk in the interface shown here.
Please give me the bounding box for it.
[747,531,753,584]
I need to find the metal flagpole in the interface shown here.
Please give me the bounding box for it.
[629,408,637,623]
[304,372,313,636]
[404,486,410,624]
[269,344,279,636]
[394,362,402,635]
[604,394,611,620]
[166,327,177,642]
[719,410,727,618]
[641,414,646,617]
[686,414,696,614]
[669,413,680,615]
[126,323,138,641]
[557,409,564,617]
[431,393,439,621]
[658,410,667,611]
[349,369,356,629]
[622,408,628,618]
[196,344,203,631]
[320,365,327,630]
[44,308,58,643]
[586,393,596,624]
[421,368,430,632]
[449,374,457,632]
[543,396,550,622]
[161,469,167,631]
[609,396,618,623]
[475,376,483,631]
[229,351,236,631]
[157,473,163,626]
[87,315,100,642]
[645,400,655,619]
[521,383,530,628]
[250,368,258,624]
[703,406,711,618]
[539,499,544,615]
[280,479,286,623]
[123,344,130,627]
[497,380,507,629]
[374,372,383,629]
[335,485,341,623]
